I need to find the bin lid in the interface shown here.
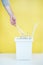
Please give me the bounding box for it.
[14,36,33,42]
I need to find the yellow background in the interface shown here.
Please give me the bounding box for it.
[0,0,43,53]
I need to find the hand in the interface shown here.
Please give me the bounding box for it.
[10,15,16,26]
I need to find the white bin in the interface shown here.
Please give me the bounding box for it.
[15,36,33,60]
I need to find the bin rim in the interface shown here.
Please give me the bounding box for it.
[14,36,33,42]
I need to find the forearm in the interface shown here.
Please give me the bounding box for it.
[2,0,13,16]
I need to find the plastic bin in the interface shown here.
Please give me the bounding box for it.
[15,36,33,60]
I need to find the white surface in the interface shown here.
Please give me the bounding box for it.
[15,37,33,59]
[0,54,43,65]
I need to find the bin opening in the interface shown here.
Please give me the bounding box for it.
[14,36,33,42]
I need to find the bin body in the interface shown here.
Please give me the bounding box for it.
[15,37,33,60]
